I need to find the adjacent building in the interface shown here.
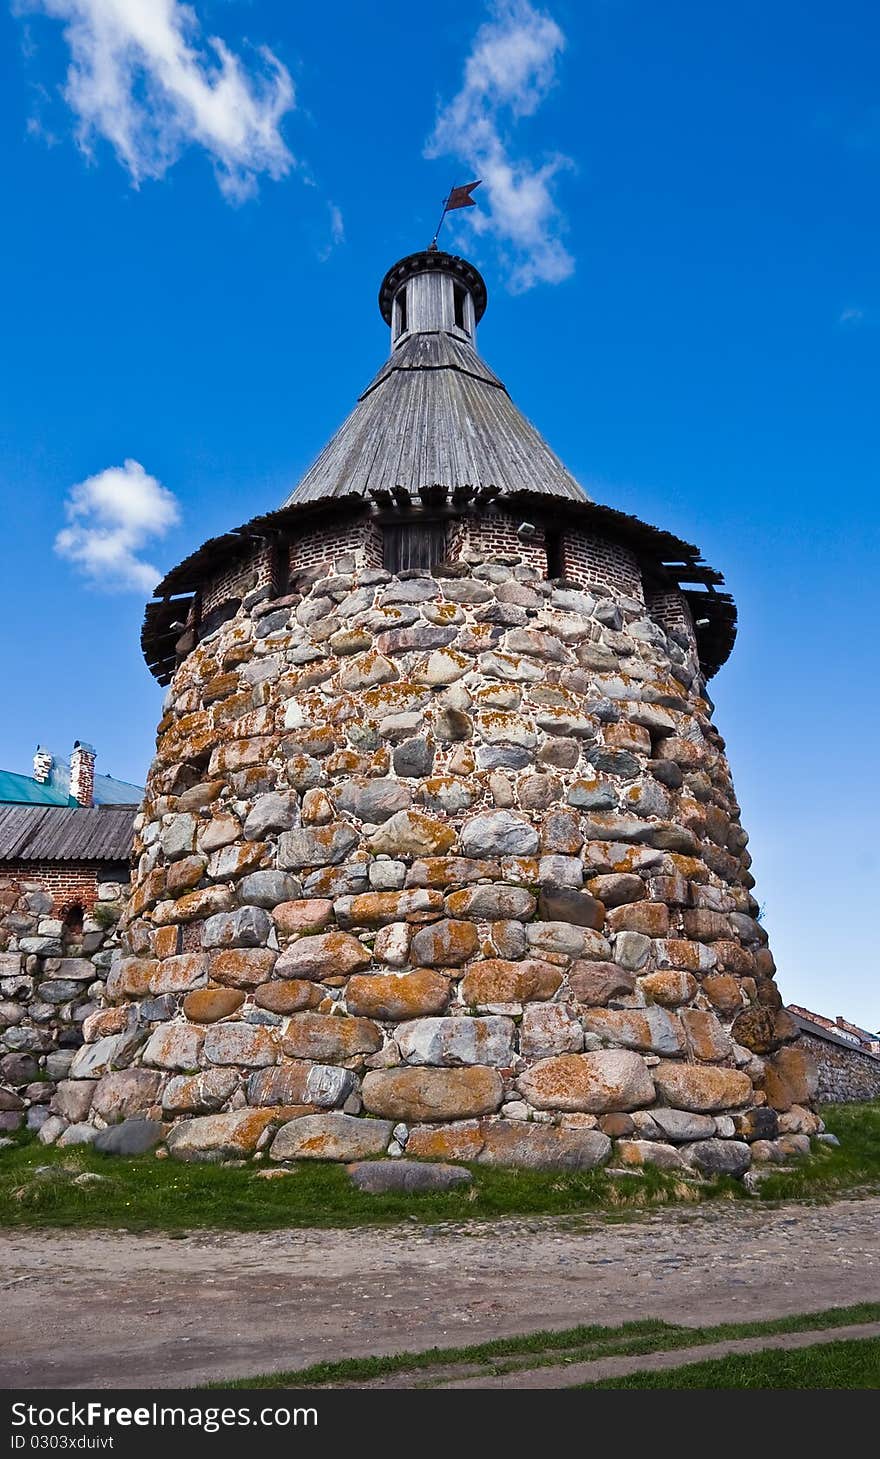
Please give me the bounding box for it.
[0,743,141,1137]
[787,1004,880,1103]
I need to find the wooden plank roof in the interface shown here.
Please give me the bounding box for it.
[0,805,136,862]
[285,330,589,506]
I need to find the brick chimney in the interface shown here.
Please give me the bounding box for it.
[33,747,53,783]
[69,741,96,808]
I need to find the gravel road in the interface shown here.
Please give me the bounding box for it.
[2,1196,878,1389]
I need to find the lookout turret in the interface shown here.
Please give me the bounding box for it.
[379,248,486,343]
[86,246,817,1170]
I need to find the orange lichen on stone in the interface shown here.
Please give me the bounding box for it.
[153,924,181,959]
[638,969,698,1006]
[341,889,444,926]
[653,1061,752,1112]
[272,899,334,935]
[361,1065,504,1121]
[702,973,745,1016]
[209,948,278,989]
[680,1008,733,1062]
[254,980,323,1014]
[459,959,562,1005]
[275,930,371,981]
[183,988,246,1022]
[409,918,479,966]
[345,969,451,1021]
[152,886,234,925]
[108,957,158,999]
[518,1050,656,1113]
[606,902,670,937]
[280,1012,382,1062]
[406,1120,485,1160]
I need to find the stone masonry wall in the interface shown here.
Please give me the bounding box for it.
[64,519,818,1174]
[798,1033,880,1104]
[0,865,128,1144]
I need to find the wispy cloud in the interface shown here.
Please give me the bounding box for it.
[16,0,296,202]
[318,200,345,261]
[839,307,864,326]
[55,459,180,592]
[425,0,573,292]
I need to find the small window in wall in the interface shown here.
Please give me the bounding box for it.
[453,282,468,331]
[383,520,448,573]
[545,531,564,579]
[61,903,84,949]
[395,286,408,339]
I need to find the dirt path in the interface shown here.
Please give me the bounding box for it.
[1,1196,878,1390]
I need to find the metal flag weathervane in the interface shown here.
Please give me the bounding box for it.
[429,180,481,249]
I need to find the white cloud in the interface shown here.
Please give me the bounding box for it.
[839,307,864,325]
[426,0,573,292]
[318,200,345,261]
[328,202,345,246]
[54,459,180,592]
[17,0,295,201]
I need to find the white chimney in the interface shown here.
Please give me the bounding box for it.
[69,741,96,808]
[33,747,53,784]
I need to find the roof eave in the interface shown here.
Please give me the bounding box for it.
[141,489,735,684]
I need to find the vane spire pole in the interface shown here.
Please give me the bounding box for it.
[429,179,482,249]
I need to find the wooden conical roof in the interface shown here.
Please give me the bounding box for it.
[285,250,589,506]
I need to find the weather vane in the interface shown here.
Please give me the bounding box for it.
[429,180,481,249]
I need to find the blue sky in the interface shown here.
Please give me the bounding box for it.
[0,1,877,1027]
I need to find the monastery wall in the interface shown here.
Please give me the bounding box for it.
[0,865,128,1143]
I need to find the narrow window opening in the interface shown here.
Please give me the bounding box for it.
[545,531,564,579]
[383,520,448,573]
[453,282,467,331]
[269,539,289,600]
[61,903,84,949]
[396,286,408,338]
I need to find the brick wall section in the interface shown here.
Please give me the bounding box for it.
[562,530,644,600]
[456,510,548,575]
[199,514,652,617]
[291,518,383,578]
[645,587,697,644]
[798,1033,880,1103]
[0,861,127,914]
[201,544,275,615]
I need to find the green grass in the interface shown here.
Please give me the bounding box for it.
[0,1134,734,1231]
[214,1302,880,1389]
[579,1336,880,1388]
[1,1101,877,1235]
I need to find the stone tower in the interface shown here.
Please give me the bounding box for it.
[88,247,819,1170]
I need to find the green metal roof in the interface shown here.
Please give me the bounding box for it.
[2,751,145,808]
[0,770,72,807]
